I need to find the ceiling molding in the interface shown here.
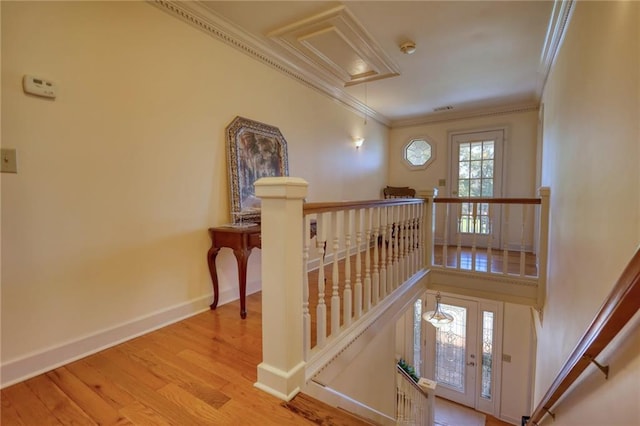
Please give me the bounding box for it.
[267,5,400,87]
[149,0,389,126]
[536,0,575,99]
[390,103,540,129]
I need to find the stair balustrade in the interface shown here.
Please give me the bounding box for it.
[396,366,435,426]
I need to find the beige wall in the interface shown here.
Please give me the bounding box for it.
[535,1,639,425]
[0,1,388,383]
[389,111,538,197]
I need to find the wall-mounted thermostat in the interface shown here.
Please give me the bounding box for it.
[23,75,57,99]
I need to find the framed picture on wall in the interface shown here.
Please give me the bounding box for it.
[225,116,289,224]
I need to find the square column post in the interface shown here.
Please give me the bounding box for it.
[254,177,308,401]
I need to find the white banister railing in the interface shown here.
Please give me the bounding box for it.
[303,198,426,356]
[255,177,428,401]
[396,367,435,426]
[421,187,550,308]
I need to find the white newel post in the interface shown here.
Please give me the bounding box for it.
[418,188,436,269]
[254,177,308,401]
[537,186,551,310]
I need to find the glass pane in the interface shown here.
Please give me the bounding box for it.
[482,160,494,178]
[413,299,422,374]
[480,215,491,234]
[482,180,493,197]
[435,304,467,391]
[482,142,494,159]
[459,179,470,197]
[406,139,432,166]
[459,143,471,161]
[470,143,483,160]
[479,202,489,216]
[459,161,470,179]
[461,202,470,215]
[470,160,482,178]
[481,311,494,399]
[470,179,481,197]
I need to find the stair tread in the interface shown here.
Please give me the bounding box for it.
[282,392,376,426]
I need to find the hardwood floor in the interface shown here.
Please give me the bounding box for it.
[1,293,322,425]
[2,289,517,426]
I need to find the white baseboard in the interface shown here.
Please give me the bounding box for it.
[304,380,396,426]
[0,286,259,389]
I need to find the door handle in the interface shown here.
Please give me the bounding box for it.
[467,361,475,366]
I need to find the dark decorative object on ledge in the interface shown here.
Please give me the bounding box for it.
[398,358,420,383]
[225,116,289,224]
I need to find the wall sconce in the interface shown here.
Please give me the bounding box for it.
[354,137,365,149]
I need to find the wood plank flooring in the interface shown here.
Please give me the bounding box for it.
[2,289,515,426]
[1,293,320,426]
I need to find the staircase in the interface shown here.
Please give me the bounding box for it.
[283,393,376,425]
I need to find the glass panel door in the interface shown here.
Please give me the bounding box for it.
[425,295,478,407]
[450,130,504,248]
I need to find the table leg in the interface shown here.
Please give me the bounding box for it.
[207,246,221,310]
[234,247,252,319]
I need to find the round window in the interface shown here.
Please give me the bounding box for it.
[404,138,435,169]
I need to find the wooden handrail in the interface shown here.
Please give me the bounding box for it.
[303,198,424,215]
[434,197,541,204]
[527,247,640,425]
[396,366,430,399]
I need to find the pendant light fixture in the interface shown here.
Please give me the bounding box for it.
[423,292,453,328]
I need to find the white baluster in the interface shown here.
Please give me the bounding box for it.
[331,211,340,335]
[471,202,478,271]
[487,204,494,273]
[343,209,352,327]
[503,204,510,275]
[456,203,462,270]
[354,209,363,319]
[364,207,372,312]
[398,204,405,284]
[380,206,388,298]
[372,207,380,304]
[316,212,327,348]
[520,204,527,276]
[443,202,450,268]
[303,214,311,358]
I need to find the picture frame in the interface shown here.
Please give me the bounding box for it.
[225,116,289,223]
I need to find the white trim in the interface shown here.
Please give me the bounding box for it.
[392,103,539,129]
[0,294,215,388]
[149,1,548,129]
[148,0,389,126]
[304,380,396,426]
[537,0,576,98]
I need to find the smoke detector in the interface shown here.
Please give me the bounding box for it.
[399,41,417,55]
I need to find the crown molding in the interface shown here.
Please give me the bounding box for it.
[536,0,575,99]
[148,0,389,126]
[390,102,540,129]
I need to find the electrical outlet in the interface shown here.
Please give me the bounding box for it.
[438,178,446,187]
[502,354,512,362]
[1,148,18,173]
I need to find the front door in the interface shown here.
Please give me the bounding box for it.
[449,129,504,248]
[423,293,501,414]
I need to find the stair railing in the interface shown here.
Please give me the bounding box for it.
[525,248,640,425]
[396,366,435,426]
[254,177,429,401]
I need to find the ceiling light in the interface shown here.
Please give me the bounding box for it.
[354,137,364,148]
[400,41,416,55]
[422,292,453,328]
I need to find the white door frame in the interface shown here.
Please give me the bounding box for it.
[423,291,504,417]
[447,128,506,249]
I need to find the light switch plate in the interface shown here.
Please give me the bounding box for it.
[1,148,18,173]
[438,178,446,187]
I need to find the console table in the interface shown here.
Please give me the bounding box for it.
[207,225,261,319]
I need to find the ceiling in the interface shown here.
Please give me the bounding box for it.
[169,1,555,126]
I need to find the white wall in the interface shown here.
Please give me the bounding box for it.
[325,320,397,417]
[389,111,539,248]
[389,111,538,197]
[501,303,534,424]
[535,1,639,425]
[0,1,388,385]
